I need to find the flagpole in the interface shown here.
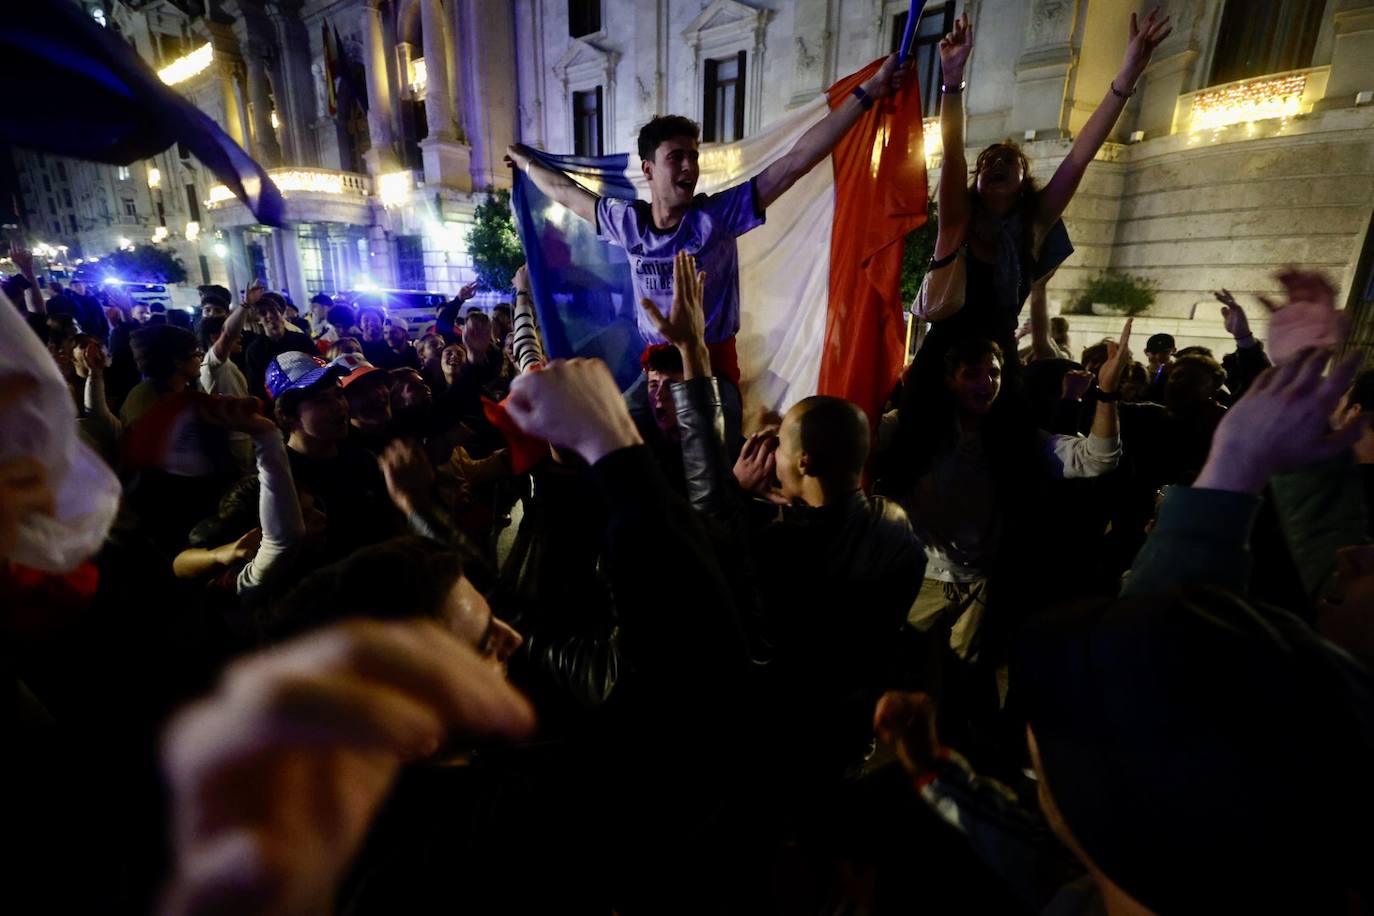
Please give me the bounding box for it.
[897,1,929,63]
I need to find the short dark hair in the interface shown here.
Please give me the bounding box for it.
[199,285,231,309]
[188,475,260,548]
[792,396,870,483]
[131,324,199,381]
[637,115,700,162]
[1176,345,1214,360]
[263,536,470,641]
[326,304,356,328]
[1049,316,1070,334]
[943,338,1004,376]
[1081,341,1110,368]
[464,310,490,326]
[198,315,226,352]
[357,306,386,326]
[644,345,684,375]
[1145,332,1176,354]
[310,293,334,308]
[255,292,286,314]
[1170,353,1225,390]
[492,303,512,318]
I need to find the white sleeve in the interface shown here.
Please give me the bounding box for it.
[1039,429,1121,480]
[236,430,306,594]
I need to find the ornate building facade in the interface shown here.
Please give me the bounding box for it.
[10,0,1374,350]
[12,0,516,301]
[513,0,1374,349]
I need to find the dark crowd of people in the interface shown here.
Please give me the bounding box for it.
[4,7,1374,915]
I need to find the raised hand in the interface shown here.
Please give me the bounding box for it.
[380,438,435,516]
[1097,318,1134,393]
[513,265,530,294]
[732,430,787,504]
[1062,368,1094,401]
[1121,7,1173,84]
[505,358,643,465]
[863,53,910,100]
[1214,288,1253,342]
[639,251,708,373]
[10,246,35,277]
[1261,269,1348,365]
[458,281,478,302]
[938,12,972,81]
[244,278,266,308]
[1194,348,1366,495]
[504,143,533,172]
[160,620,535,916]
[874,690,942,782]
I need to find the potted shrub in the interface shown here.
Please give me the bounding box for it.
[1070,269,1157,317]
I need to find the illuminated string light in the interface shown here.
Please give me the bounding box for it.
[158,42,213,86]
[206,169,370,206]
[1189,73,1308,135]
[152,226,168,243]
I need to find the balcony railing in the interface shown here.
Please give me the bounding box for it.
[206,168,372,209]
[1173,66,1331,138]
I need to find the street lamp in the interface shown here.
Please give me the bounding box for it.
[214,242,236,300]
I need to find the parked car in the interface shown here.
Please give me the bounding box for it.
[336,288,450,339]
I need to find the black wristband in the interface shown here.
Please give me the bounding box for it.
[851,85,874,110]
[1096,388,1121,403]
[1109,80,1135,99]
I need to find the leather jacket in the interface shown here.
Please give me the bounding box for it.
[671,376,927,771]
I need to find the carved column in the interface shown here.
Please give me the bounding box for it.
[361,0,399,173]
[267,1,320,165]
[217,60,248,149]
[419,0,454,140]
[244,51,283,168]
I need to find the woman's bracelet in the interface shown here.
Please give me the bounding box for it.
[1109,79,1136,99]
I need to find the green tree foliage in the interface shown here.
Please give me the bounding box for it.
[101,244,188,284]
[1070,269,1158,316]
[466,187,525,292]
[899,197,939,308]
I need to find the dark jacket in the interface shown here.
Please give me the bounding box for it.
[246,330,316,401]
[672,375,927,773]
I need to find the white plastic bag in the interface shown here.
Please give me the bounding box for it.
[1,291,121,572]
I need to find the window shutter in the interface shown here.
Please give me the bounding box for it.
[735,50,747,141]
[703,58,719,142]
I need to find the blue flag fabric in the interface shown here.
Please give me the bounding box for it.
[0,4,284,227]
[511,150,645,390]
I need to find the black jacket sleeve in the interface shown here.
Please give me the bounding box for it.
[591,445,750,703]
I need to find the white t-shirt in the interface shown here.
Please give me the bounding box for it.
[201,345,248,398]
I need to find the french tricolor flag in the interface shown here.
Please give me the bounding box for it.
[512,58,928,424]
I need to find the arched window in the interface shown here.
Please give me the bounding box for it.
[1209,0,1326,86]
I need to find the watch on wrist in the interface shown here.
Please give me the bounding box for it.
[851,85,874,110]
[941,79,966,94]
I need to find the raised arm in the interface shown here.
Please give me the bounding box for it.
[1027,275,1057,361]
[505,143,599,224]
[10,247,46,315]
[934,13,973,260]
[1038,8,1171,227]
[211,281,260,364]
[755,54,907,210]
[511,265,546,373]
[1090,318,1131,440]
